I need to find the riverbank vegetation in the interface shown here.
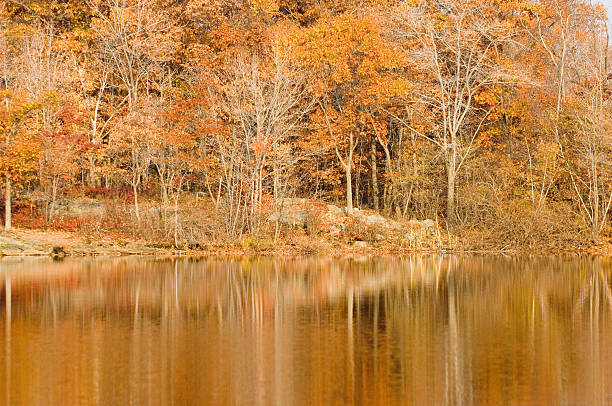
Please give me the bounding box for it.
[1,0,611,252]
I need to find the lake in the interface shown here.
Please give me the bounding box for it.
[0,256,611,405]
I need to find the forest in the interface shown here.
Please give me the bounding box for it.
[1,0,611,251]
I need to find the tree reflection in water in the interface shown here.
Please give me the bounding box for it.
[0,256,610,405]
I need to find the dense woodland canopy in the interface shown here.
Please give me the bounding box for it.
[1,0,611,248]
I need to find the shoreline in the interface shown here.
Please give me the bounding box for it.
[1,227,608,259]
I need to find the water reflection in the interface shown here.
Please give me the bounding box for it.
[0,256,610,405]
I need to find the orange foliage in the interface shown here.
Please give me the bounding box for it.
[0,0,610,245]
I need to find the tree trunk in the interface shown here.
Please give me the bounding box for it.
[370,136,379,211]
[335,131,356,214]
[4,178,11,232]
[446,164,456,227]
[88,155,96,187]
[133,183,141,226]
[173,194,179,248]
[379,138,393,215]
[355,146,361,209]
[346,161,353,214]
[49,177,58,222]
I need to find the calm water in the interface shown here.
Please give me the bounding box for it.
[0,256,610,406]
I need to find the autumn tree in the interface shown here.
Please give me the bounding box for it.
[0,20,61,231]
[88,0,178,112]
[0,93,43,231]
[391,0,521,225]
[107,106,153,225]
[69,38,114,186]
[295,12,400,213]
[207,31,312,235]
[39,105,88,221]
[563,12,611,239]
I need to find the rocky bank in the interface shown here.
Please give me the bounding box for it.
[0,229,161,257]
[1,198,440,257]
[269,198,439,248]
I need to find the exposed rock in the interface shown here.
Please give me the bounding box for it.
[115,242,160,255]
[52,198,106,217]
[327,204,344,215]
[267,198,437,245]
[0,234,48,256]
[352,211,404,231]
[268,207,309,228]
[0,230,164,257]
[403,231,419,242]
[423,219,436,228]
[353,241,369,248]
[408,219,436,229]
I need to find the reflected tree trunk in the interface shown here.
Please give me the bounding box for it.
[5,274,11,406]
[4,178,11,232]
